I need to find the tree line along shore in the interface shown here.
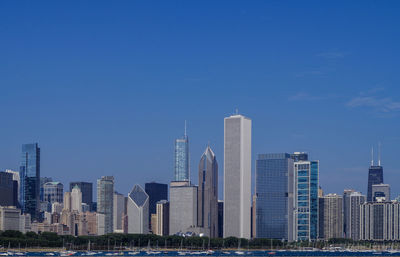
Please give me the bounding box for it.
[0,230,392,250]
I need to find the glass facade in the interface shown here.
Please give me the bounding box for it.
[20,143,40,220]
[293,161,318,241]
[174,135,189,181]
[256,153,294,240]
[367,166,383,202]
[145,182,168,229]
[97,176,114,234]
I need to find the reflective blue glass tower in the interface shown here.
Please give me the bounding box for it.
[293,160,319,241]
[174,125,189,181]
[20,143,40,220]
[256,153,294,240]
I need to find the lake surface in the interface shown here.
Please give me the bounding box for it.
[2,250,400,257]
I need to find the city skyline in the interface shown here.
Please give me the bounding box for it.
[1,1,400,201]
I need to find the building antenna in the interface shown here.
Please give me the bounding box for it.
[235,108,239,115]
[371,146,374,166]
[184,120,187,137]
[378,141,381,166]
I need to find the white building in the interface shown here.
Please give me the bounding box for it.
[71,185,82,212]
[127,185,149,234]
[169,181,198,235]
[224,114,252,239]
[113,191,125,233]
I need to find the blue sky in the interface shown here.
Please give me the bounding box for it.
[1,1,400,199]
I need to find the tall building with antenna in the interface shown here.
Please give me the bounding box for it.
[367,145,384,202]
[174,121,190,182]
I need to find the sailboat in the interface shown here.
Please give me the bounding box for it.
[85,240,97,256]
[235,240,244,255]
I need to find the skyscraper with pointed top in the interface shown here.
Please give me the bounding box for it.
[367,146,384,202]
[197,145,219,237]
[174,122,190,182]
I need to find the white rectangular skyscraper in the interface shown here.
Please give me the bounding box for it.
[223,114,251,239]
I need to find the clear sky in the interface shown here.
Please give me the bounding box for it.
[1,1,400,200]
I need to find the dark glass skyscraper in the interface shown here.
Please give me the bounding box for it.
[145,182,168,230]
[256,153,294,240]
[20,143,40,220]
[367,165,383,202]
[0,171,14,206]
[197,146,218,238]
[174,125,189,181]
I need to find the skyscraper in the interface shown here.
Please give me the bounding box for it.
[360,201,400,240]
[145,182,168,230]
[319,193,343,239]
[97,176,114,234]
[0,172,14,206]
[367,150,383,202]
[127,184,149,234]
[197,145,218,238]
[348,191,365,240]
[40,177,52,202]
[20,143,40,220]
[256,153,294,240]
[5,169,20,206]
[43,182,63,205]
[113,191,125,232]
[155,200,169,236]
[69,182,93,210]
[293,160,319,241]
[174,123,189,182]
[169,181,198,235]
[343,189,355,238]
[224,114,251,239]
[71,185,82,212]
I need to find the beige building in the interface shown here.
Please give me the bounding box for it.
[0,206,21,231]
[319,193,343,239]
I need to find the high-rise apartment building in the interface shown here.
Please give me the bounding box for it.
[319,193,343,239]
[69,182,93,210]
[169,181,198,235]
[127,184,149,234]
[293,160,319,241]
[43,182,63,213]
[97,176,114,234]
[343,189,355,238]
[197,145,218,238]
[348,191,366,240]
[145,182,168,230]
[174,124,189,182]
[224,114,251,239]
[20,143,40,220]
[256,153,294,240]
[360,201,400,240]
